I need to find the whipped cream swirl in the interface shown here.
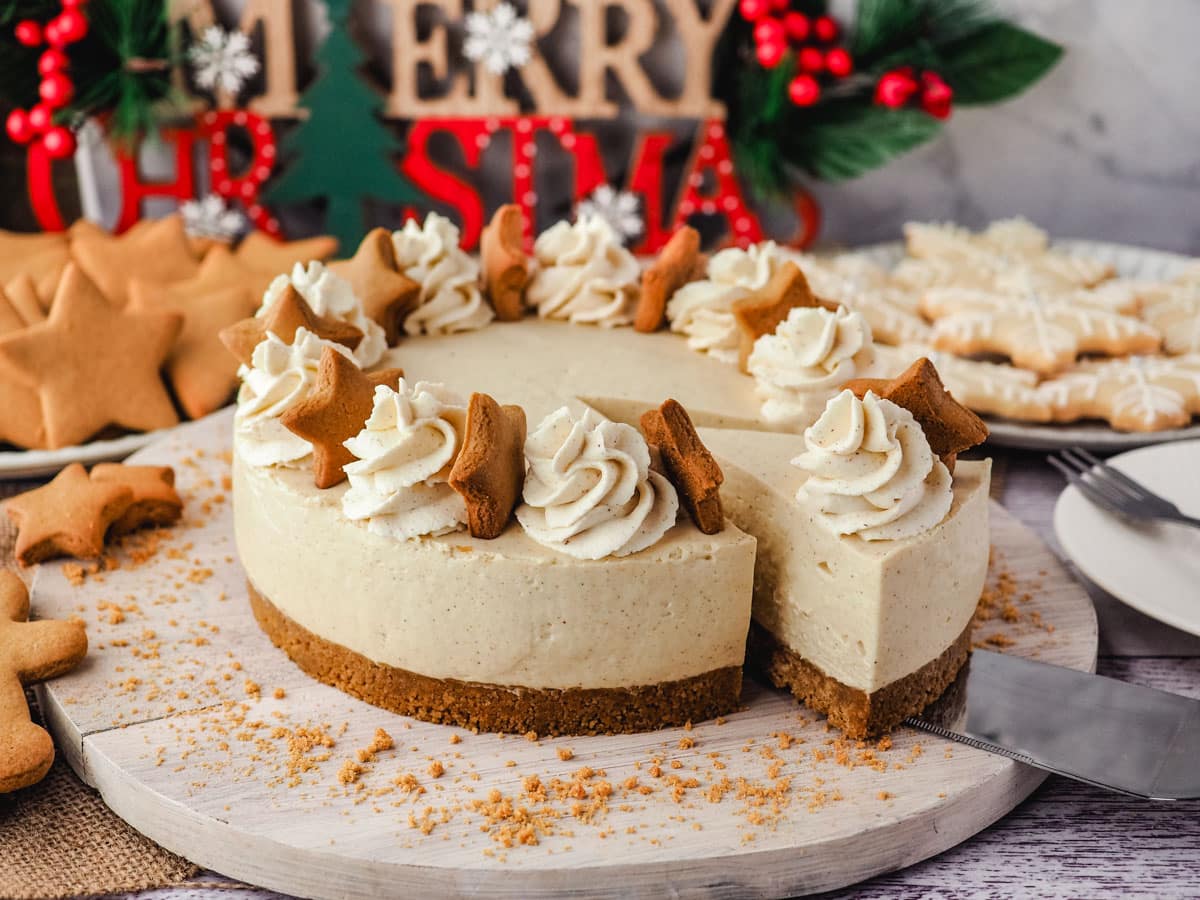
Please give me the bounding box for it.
[236,328,354,468]
[391,213,493,335]
[667,241,786,363]
[341,380,469,540]
[261,261,386,367]
[516,407,679,560]
[748,305,876,429]
[525,215,639,327]
[792,390,953,541]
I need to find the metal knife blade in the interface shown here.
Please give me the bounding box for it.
[908,650,1200,800]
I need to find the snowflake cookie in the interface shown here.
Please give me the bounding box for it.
[874,343,1052,423]
[929,292,1161,375]
[1039,355,1200,432]
[797,256,930,346]
[1140,281,1200,356]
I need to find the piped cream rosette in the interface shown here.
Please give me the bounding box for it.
[516,407,679,560]
[667,241,787,364]
[525,215,640,327]
[391,213,493,336]
[792,389,953,541]
[341,379,470,540]
[260,262,387,367]
[235,328,356,468]
[747,304,876,431]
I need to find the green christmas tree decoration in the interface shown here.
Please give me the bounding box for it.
[266,0,419,250]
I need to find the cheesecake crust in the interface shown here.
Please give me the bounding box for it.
[249,582,742,736]
[748,621,972,739]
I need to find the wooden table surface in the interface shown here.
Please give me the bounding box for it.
[73,449,1200,899]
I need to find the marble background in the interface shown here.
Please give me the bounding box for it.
[816,0,1200,253]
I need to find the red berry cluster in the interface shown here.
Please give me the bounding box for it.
[875,67,953,119]
[5,0,89,159]
[739,0,851,107]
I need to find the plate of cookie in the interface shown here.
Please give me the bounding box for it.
[792,222,1200,452]
[0,214,340,480]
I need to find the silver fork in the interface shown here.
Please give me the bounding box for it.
[1048,447,1200,530]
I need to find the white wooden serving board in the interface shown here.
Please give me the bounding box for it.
[31,412,1098,899]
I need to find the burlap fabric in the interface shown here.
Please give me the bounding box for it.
[0,479,199,899]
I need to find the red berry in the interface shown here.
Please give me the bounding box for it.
[41,125,76,159]
[798,46,824,73]
[788,74,821,107]
[754,17,785,46]
[14,19,42,46]
[920,73,954,119]
[51,9,87,43]
[782,11,810,42]
[43,19,62,46]
[28,103,53,132]
[825,47,853,78]
[768,0,788,10]
[814,15,839,42]
[38,48,69,76]
[6,109,34,144]
[61,0,88,7]
[755,37,787,69]
[875,70,918,108]
[39,71,74,108]
[739,0,769,21]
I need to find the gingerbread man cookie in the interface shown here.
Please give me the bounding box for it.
[0,570,88,793]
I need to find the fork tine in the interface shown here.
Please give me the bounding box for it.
[1049,456,1140,517]
[1075,447,1175,509]
[1061,448,1144,504]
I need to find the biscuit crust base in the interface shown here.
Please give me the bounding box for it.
[249,583,742,736]
[748,621,972,739]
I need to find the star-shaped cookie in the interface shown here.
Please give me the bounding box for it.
[71,215,201,307]
[0,570,88,793]
[280,346,405,488]
[636,226,706,333]
[6,463,134,565]
[480,205,531,323]
[4,274,48,328]
[220,284,363,366]
[236,231,339,275]
[843,357,989,470]
[130,247,271,419]
[0,244,68,303]
[640,398,724,534]
[448,392,527,539]
[90,463,184,534]
[0,264,182,449]
[731,261,836,372]
[329,228,419,344]
[0,357,45,449]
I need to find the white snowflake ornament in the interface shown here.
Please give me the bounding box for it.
[577,186,643,245]
[463,3,534,75]
[181,195,246,241]
[189,26,261,95]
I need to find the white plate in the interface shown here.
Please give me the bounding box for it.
[1054,439,1200,637]
[850,239,1200,452]
[0,407,233,480]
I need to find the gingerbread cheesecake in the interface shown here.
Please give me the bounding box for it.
[225,208,993,737]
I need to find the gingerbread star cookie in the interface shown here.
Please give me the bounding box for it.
[70,215,201,307]
[280,346,405,489]
[329,228,420,344]
[480,205,531,322]
[844,357,989,470]
[640,399,725,534]
[4,274,49,326]
[731,261,835,372]
[929,292,1161,376]
[448,392,527,539]
[236,231,339,275]
[6,464,133,565]
[0,289,27,336]
[0,571,88,794]
[1039,355,1200,432]
[0,264,182,449]
[129,247,271,419]
[220,284,363,366]
[0,357,45,449]
[0,245,69,303]
[90,464,184,534]
[636,226,706,333]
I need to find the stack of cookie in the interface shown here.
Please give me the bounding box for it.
[797,219,1200,433]
[0,215,339,450]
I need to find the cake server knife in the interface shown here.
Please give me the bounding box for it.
[907,650,1200,800]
